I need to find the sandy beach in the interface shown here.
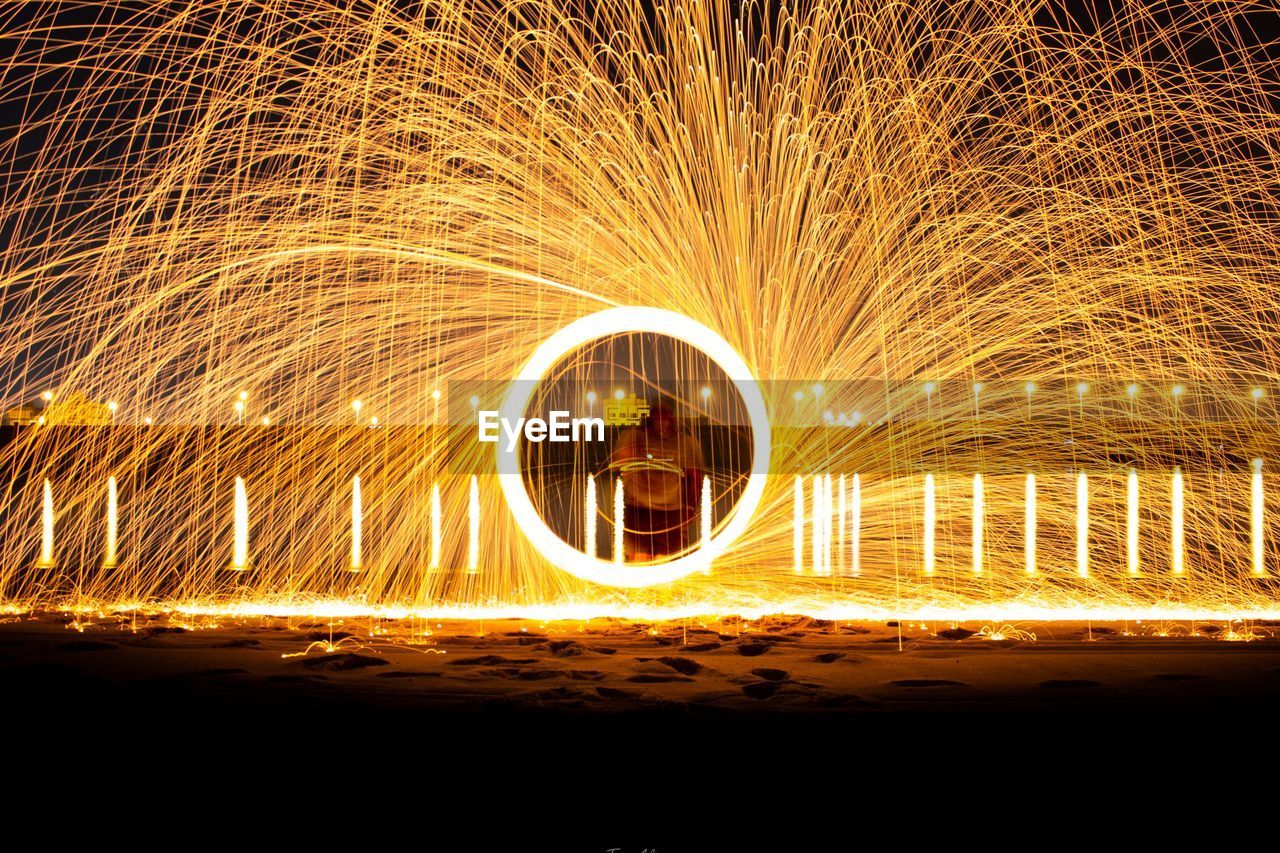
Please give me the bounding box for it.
[6,613,1278,727]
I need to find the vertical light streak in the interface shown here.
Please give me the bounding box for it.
[231,476,248,570]
[1024,472,1036,574]
[823,473,833,575]
[849,473,861,577]
[1171,466,1185,575]
[105,476,118,568]
[700,475,711,548]
[429,481,441,571]
[585,474,597,559]
[1076,471,1088,578]
[38,478,54,567]
[836,473,846,576]
[613,477,625,566]
[1252,459,1265,576]
[923,473,935,575]
[468,474,479,573]
[1127,468,1139,575]
[972,473,984,575]
[811,473,822,575]
[793,475,804,574]
[350,474,362,571]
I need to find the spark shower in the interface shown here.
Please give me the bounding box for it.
[1,0,1279,622]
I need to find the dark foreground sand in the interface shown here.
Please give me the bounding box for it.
[5,613,1279,724]
[7,610,1280,816]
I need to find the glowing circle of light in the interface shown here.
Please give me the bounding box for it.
[496,307,771,588]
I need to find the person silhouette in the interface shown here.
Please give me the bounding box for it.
[609,400,705,561]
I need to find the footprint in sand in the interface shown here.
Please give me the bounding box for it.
[741,681,782,699]
[890,678,967,688]
[213,638,262,649]
[736,641,770,657]
[812,652,844,663]
[295,652,387,671]
[655,656,703,675]
[447,654,536,666]
[596,686,642,700]
[513,669,565,681]
[751,668,788,681]
[139,626,187,638]
[567,670,606,681]
[818,694,879,708]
